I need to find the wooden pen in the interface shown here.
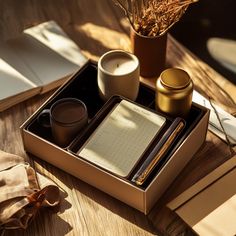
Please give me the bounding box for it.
[131,117,185,186]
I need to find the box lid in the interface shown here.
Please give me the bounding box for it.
[167,155,236,236]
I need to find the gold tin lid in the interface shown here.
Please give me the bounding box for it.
[160,68,190,89]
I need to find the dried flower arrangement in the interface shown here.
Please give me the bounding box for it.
[114,0,198,37]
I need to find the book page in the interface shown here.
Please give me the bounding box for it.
[24,21,88,68]
[0,41,41,111]
[6,21,88,86]
[0,55,37,101]
[77,100,166,177]
[0,40,39,87]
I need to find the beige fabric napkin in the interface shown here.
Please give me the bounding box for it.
[0,150,60,231]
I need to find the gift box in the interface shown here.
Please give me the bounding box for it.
[21,61,209,214]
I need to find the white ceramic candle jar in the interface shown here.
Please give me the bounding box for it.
[97,50,140,101]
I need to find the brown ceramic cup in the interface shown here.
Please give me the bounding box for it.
[38,98,88,147]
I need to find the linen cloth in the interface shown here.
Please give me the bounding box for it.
[0,150,60,230]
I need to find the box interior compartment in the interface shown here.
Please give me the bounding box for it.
[25,62,207,189]
[26,63,156,143]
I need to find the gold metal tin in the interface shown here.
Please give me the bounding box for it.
[155,68,193,118]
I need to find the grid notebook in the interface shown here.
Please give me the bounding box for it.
[77,100,166,177]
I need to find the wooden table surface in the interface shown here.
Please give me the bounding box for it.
[1,1,236,235]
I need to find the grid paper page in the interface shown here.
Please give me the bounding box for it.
[77,100,166,177]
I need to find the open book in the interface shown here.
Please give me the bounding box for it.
[0,21,88,111]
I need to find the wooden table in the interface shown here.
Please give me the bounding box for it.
[1,1,236,235]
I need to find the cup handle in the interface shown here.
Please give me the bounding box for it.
[37,109,51,128]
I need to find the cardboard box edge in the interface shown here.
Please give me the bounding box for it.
[167,154,236,211]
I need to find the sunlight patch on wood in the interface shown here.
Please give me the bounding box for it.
[79,23,131,52]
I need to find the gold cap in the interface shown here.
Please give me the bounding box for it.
[160,68,190,89]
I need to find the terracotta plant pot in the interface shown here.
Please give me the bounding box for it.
[130,27,167,78]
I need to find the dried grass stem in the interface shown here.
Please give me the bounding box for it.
[114,0,198,37]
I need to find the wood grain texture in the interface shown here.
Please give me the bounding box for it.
[0,1,235,235]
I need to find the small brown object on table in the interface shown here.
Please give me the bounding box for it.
[0,1,235,235]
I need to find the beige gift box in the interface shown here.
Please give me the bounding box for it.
[21,61,209,214]
[167,155,236,235]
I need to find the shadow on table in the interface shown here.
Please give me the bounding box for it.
[2,172,73,236]
[170,0,236,85]
[4,208,73,236]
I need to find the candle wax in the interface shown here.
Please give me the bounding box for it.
[101,54,137,76]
